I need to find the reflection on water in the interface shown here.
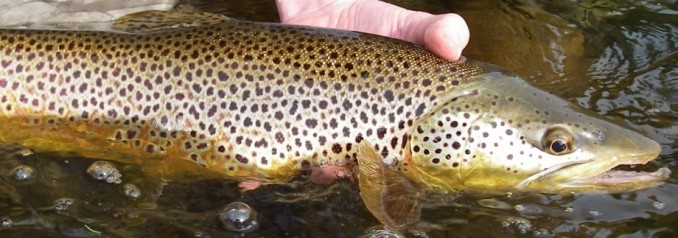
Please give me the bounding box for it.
[0,0,677,237]
[455,0,590,93]
[453,0,678,236]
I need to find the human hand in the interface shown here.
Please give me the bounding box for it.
[276,0,469,61]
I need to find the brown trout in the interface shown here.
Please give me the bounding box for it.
[0,11,669,227]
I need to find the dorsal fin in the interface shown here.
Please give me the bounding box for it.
[357,141,423,229]
[113,10,229,33]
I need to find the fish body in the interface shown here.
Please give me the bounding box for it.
[0,11,669,227]
[0,12,472,181]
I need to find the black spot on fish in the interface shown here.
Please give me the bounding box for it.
[235,154,248,164]
[305,119,318,128]
[332,144,342,153]
[415,104,426,116]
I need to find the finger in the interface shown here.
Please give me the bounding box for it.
[423,14,469,61]
[276,0,470,61]
[348,2,470,61]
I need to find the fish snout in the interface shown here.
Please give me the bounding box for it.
[592,124,661,164]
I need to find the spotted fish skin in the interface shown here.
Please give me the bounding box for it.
[0,15,485,181]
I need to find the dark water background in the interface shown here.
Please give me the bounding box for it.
[1,0,677,237]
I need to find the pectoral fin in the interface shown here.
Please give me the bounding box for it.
[357,141,423,229]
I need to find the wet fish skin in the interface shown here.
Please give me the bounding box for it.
[0,11,668,228]
[0,12,481,181]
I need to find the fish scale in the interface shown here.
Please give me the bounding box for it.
[0,12,484,181]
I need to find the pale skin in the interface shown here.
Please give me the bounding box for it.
[276,0,469,61]
[239,0,470,191]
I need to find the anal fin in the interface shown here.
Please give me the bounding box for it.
[357,141,423,229]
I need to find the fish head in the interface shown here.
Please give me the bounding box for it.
[404,66,669,194]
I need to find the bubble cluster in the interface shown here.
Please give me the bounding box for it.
[53,198,75,211]
[86,161,122,184]
[501,217,533,235]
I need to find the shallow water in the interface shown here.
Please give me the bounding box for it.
[1,0,677,237]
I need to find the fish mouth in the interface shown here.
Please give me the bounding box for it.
[560,152,671,191]
[563,160,670,188]
[518,150,670,193]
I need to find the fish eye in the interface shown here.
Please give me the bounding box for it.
[542,126,574,155]
[549,139,568,154]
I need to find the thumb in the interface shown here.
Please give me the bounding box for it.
[404,13,469,61]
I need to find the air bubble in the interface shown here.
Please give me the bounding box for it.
[10,165,35,181]
[53,198,75,211]
[219,202,259,233]
[193,230,207,237]
[122,183,142,199]
[126,212,141,219]
[86,161,122,184]
[532,228,551,237]
[0,217,11,228]
[653,201,665,210]
[16,149,33,157]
